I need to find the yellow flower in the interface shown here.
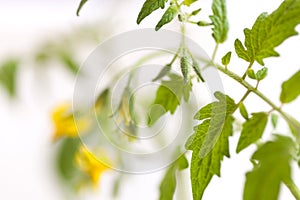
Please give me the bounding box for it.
[75,146,111,186]
[51,103,89,141]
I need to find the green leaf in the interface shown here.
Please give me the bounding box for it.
[243,135,296,200]
[280,70,300,103]
[236,112,268,153]
[221,51,232,66]
[159,155,188,200]
[235,0,300,65]
[191,8,202,16]
[192,58,205,82]
[239,102,249,120]
[180,48,191,84]
[271,114,279,129]
[234,39,251,62]
[209,0,229,43]
[152,64,171,81]
[256,67,268,81]
[59,52,79,74]
[286,115,300,139]
[246,68,256,80]
[137,0,168,24]
[148,73,191,125]
[186,92,236,199]
[0,59,19,97]
[196,21,212,26]
[76,0,89,16]
[95,89,109,109]
[57,138,81,180]
[183,0,198,6]
[155,5,179,31]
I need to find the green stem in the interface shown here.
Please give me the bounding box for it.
[283,178,300,200]
[216,64,292,123]
[242,61,254,79]
[211,43,219,63]
[169,48,180,66]
[237,90,251,106]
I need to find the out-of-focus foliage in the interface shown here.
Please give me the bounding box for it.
[0,59,19,97]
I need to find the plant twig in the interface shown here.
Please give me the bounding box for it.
[215,64,297,128]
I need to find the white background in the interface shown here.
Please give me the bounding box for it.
[0,0,300,199]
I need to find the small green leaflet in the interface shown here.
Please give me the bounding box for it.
[186,92,236,200]
[209,0,229,43]
[192,58,205,82]
[148,73,192,125]
[271,114,279,129]
[236,112,268,153]
[159,155,188,200]
[246,67,268,80]
[246,69,256,79]
[234,0,300,65]
[137,0,168,24]
[76,0,89,16]
[191,8,201,16]
[255,67,268,81]
[280,70,300,103]
[243,135,296,200]
[239,102,249,120]
[221,51,231,66]
[0,59,18,97]
[155,5,179,31]
[183,0,198,6]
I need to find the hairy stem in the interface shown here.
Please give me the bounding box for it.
[216,64,300,138]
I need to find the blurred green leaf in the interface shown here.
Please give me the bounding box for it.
[191,8,201,16]
[280,70,300,103]
[244,135,296,200]
[95,88,110,110]
[159,155,188,200]
[59,52,79,74]
[137,0,168,24]
[186,92,236,200]
[237,112,268,153]
[155,5,179,31]
[0,59,19,97]
[271,114,279,129]
[152,64,171,81]
[234,0,300,65]
[183,0,198,6]
[56,138,81,181]
[209,0,229,43]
